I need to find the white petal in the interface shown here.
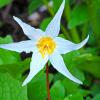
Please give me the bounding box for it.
[45,0,65,38]
[55,35,89,54]
[13,16,45,40]
[0,40,36,53]
[22,52,48,86]
[49,52,83,84]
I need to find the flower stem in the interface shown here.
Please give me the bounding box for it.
[46,62,51,100]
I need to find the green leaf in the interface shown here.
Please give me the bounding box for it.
[75,55,100,78]
[28,0,43,14]
[64,92,83,100]
[79,89,90,97]
[53,73,65,82]
[40,17,52,31]
[68,5,89,29]
[0,49,21,65]
[92,94,100,100]
[63,51,85,82]
[0,35,30,79]
[28,73,53,100]
[92,0,100,11]
[52,0,62,13]
[87,34,97,46]
[0,0,12,8]
[0,73,28,100]
[53,73,82,95]
[91,83,100,96]
[0,35,21,65]
[86,96,91,100]
[62,78,79,94]
[86,0,100,39]
[63,51,80,65]
[50,80,65,100]
[58,34,66,39]
[0,58,30,78]
[0,35,13,44]
[84,48,98,56]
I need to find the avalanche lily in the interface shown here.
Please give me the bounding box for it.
[0,0,89,86]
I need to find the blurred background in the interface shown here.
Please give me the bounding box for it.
[0,0,100,100]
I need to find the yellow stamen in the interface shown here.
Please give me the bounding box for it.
[37,37,56,58]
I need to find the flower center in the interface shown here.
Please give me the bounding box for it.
[37,37,56,58]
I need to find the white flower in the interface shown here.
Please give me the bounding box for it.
[0,0,89,86]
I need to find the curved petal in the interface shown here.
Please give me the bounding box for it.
[55,35,89,54]
[49,52,83,84]
[13,16,45,41]
[45,0,65,38]
[0,40,36,53]
[22,52,48,86]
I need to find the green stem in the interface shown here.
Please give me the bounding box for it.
[64,0,80,42]
[61,24,71,40]
[86,0,100,43]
